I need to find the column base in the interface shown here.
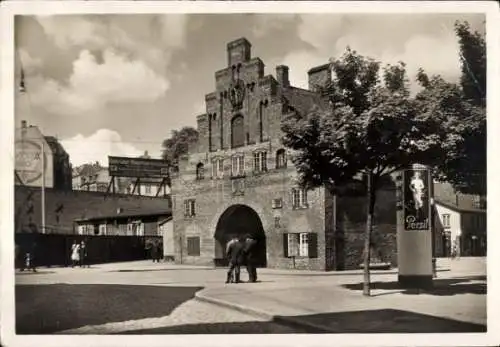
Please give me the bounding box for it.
[398,274,433,289]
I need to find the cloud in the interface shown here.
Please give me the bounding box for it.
[35,14,188,73]
[281,14,483,91]
[29,49,169,116]
[251,14,298,38]
[18,49,43,72]
[61,129,143,167]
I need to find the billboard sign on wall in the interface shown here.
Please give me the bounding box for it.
[108,156,169,178]
[15,140,47,185]
[403,168,430,231]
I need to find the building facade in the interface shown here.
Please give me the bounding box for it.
[15,120,72,190]
[72,162,110,192]
[171,38,398,271]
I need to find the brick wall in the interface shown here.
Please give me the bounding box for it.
[335,187,398,270]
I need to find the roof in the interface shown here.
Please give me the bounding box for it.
[75,209,171,223]
[435,199,486,214]
[282,87,328,116]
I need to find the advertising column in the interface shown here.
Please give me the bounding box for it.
[397,163,433,288]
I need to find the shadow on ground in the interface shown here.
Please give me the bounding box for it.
[117,308,486,334]
[16,284,203,334]
[16,271,57,275]
[110,268,214,273]
[342,276,486,296]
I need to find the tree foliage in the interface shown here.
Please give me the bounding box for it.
[161,126,199,172]
[282,49,444,296]
[416,21,486,195]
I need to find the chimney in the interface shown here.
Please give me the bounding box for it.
[276,65,290,88]
[21,120,27,128]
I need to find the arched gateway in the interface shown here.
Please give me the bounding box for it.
[214,204,267,267]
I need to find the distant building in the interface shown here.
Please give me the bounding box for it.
[72,162,110,192]
[433,182,486,257]
[15,120,72,190]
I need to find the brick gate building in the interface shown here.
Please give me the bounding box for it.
[171,38,397,271]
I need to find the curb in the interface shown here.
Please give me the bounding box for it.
[194,291,334,333]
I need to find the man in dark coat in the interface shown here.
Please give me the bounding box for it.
[243,235,258,282]
[225,236,244,284]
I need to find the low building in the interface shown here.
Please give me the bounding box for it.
[434,200,486,257]
[75,209,170,237]
[15,120,72,190]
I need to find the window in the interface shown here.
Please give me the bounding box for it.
[276,149,287,169]
[274,216,281,228]
[196,163,205,180]
[231,155,245,177]
[231,114,245,148]
[212,158,224,179]
[272,198,283,209]
[253,151,267,173]
[442,214,451,228]
[184,199,196,217]
[99,224,107,236]
[145,185,152,194]
[231,178,245,196]
[292,188,308,209]
[187,237,201,256]
[283,232,317,258]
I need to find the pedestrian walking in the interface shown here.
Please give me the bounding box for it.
[79,241,89,267]
[243,235,258,283]
[225,236,244,284]
[70,240,80,268]
[24,241,37,272]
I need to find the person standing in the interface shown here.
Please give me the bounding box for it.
[70,240,80,268]
[225,236,243,284]
[243,235,258,283]
[79,241,88,267]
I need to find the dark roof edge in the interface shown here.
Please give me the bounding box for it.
[308,63,331,74]
[75,210,171,223]
[434,199,486,214]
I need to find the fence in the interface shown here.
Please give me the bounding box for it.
[14,233,163,268]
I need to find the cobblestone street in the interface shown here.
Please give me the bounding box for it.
[13,257,486,334]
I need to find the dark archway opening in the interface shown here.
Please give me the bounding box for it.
[214,204,267,268]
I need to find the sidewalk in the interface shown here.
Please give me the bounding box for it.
[195,258,486,333]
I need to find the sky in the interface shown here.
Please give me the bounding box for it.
[14,12,485,167]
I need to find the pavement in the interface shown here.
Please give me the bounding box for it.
[14,257,486,334]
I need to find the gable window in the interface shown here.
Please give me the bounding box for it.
[231,114,245,148]
[187,237,201,256]
[231,155,245,177]
[253,151,267,173]
[212,158,224,179]
[184,199,196,217]
[196,163,205,180]
[276,149,287,169]
[283,232,317,258]
[292,188,308,209]
[442,214,450,228]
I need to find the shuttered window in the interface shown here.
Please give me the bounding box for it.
[187,237,201,256]
[283,232,317,258]
[231,155,245,176]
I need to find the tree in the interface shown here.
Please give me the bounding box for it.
[282,49,443,296]
[415,21,486,195]
[455,21,486,107]
[161,126,199,173]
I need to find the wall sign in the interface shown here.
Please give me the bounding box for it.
[15,140,47,184]
[403,168,430,231]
